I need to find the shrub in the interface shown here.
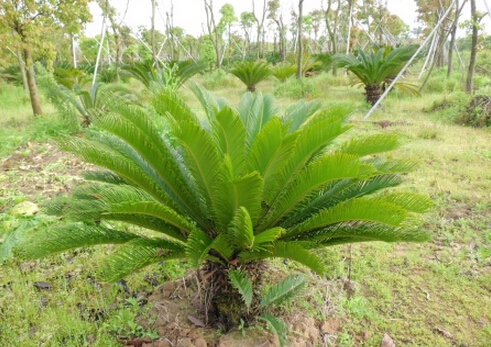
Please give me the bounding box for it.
[422,70,462,94]
[456,95,491,127]
[16,86,432,340]
[274,78,318,99]
[230,60,273,92]
[199,69,239,90]
[271,63,297,83]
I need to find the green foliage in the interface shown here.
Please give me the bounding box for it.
[229,270,253,310]
[123,60,206,93]
[200,69,239,90]
[0,64,23,86]
[334,45,419,104]
[53,62,91,89]
[271,63,296,83]
[18,86,431,273]
[456,95,491,127]
[228,271,303,346]
[286,52,322,76]
[230,60,273,92]
[258,314,289,346]
[260,275,305,310]
[422,69,462,93]
[274,78,318,99]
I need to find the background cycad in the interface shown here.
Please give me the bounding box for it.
[230,60,273,92]
[18,85,432,332]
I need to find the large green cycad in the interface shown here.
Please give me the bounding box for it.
[22,85,431,328]
[334,45,419,105]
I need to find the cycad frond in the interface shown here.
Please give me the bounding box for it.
[229,270,253,309]
[287,197,408,238]
[229,207,255,252]
[262,153,362,228]
[237,92,278,150]
[191,83,228,119]
[100,237,186,282]
[341,133,400,156]
[260,275,305,309]
[185,229,214,267]
[258,314,288,347]
[283,99,322,133]
[211,107,246,175]
[23,224,138,259]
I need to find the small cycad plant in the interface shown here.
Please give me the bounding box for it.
[271,63,296,83]
[230,60,272,91]
[18,85,431,338]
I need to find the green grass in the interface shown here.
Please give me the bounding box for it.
[1,73,491,346]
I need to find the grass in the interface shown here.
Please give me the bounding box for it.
[1,71,491,346]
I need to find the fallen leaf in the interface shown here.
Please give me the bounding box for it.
[33,281,52,290]
[381,333,395,347]
[434,328,452,339]
[188,314,206,327]
[10,201,39,216]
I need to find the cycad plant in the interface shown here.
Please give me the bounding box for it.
[19,86,431,334]
[230,60,272,92]
[271,63,297,83]
[123,60,206,93]
[334,45,419,105]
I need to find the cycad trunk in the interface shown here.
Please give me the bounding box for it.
[201,261,265,331]
[364,84,382,106]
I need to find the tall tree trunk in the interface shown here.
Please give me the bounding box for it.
[466,0,478,94]
[346,0,353,54]
[296,0,304,79]
[151,0,159,69]
[447,1,458,77]
[253,0,267,59]
[325,0,340,75]
[23,47,43,116]
[16,47,29,93]
[204,0,221,69]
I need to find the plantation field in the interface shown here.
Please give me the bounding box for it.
[1,72,491,347]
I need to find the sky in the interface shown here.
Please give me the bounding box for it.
[85,0,490,38]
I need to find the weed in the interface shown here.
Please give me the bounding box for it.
[274,78,318,99]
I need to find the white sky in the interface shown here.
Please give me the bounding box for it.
[85,0,490,38]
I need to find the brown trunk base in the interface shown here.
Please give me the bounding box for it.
[199,261,266,331]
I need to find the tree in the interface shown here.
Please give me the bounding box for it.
[416,0,454,68]
[204,0,222,69]
[267,0,287,61]
[218,3,237,64]
[296,0,305,79]
[0,0,92,116]
[335,45,419,105]
[466,0,483,93]
[19,87,432,332]
[252,0,267,58]
[240,11,255,58]
[324,0,342,75]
